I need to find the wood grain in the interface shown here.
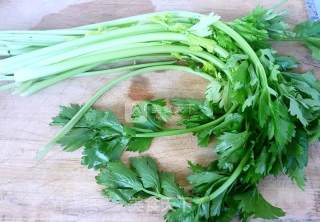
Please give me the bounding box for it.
[0,0,319,222]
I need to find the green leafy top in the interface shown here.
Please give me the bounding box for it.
[230,6,288,48]
[131,99,172,131]
[96,156,184,205]
[51,105,132,169]
[50,100,173,169]
[235,187,285,221]
[231,6,320,61]
[294,21,320,60]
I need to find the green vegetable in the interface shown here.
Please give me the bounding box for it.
[1,5,319,222]
[235,187,285,220]
[293,21,320,60]
[96,156,184,204]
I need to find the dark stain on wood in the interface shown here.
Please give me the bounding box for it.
[128,76,153,100]
[34,0,155,29]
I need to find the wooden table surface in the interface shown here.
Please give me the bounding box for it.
[0,0,319,221]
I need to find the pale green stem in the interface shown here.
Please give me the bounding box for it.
[193,151,250,204]
[0,24,166,74]
[16,45,226,82]
[24,33,185,68]
[22,61,176,96]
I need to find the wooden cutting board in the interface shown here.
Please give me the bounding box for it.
[0,0,319,221]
